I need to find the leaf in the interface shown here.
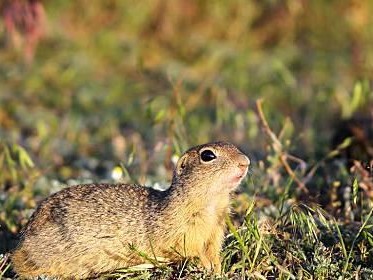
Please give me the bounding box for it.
[350,82,363,115]
[17,145,35,169]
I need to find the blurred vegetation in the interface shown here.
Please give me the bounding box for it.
[0,0,372,279]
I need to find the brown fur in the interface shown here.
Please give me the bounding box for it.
[11,141,250,279]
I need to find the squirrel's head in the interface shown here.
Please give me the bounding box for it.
[172,141,250,194]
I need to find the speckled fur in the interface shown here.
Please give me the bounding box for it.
[11,141,250,279]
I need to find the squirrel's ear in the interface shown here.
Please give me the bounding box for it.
[175,154,188,176]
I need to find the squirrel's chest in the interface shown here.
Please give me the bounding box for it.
[180,202,228,247]
[157,197,230,258]
[193,203,227,226]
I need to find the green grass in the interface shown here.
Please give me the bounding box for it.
[1,1,373,279]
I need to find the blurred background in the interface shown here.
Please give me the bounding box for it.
[0,0,372,252]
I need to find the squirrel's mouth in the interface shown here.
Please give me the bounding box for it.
[227,165,249,187]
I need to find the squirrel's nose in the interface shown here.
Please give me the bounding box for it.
[238,154,250,169]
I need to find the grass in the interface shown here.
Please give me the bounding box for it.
[1,1,373,279]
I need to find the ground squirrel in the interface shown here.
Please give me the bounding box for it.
[11,141,250,279]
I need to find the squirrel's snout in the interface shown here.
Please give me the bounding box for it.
[236,154,250,177]
[238,155,250,168]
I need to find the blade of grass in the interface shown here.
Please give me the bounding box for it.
[342,207,373,276]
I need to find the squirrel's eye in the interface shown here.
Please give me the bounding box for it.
[200,149,217,162]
